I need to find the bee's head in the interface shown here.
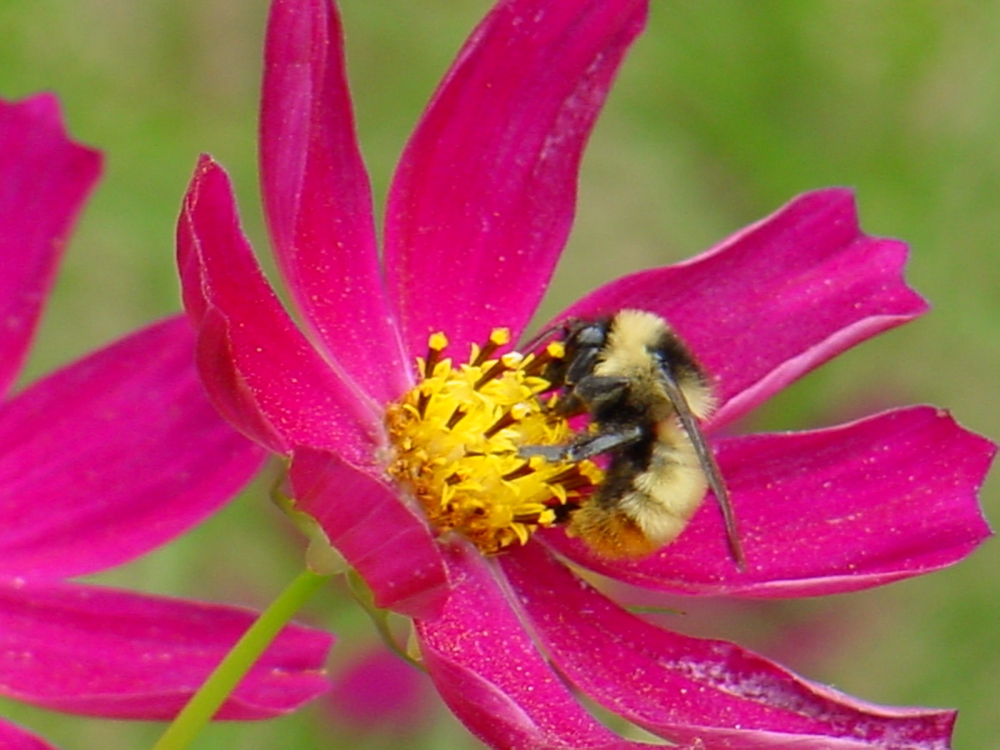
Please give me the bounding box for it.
[563,318,608,351]
[553,318,609,387]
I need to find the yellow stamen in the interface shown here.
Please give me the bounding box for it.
[471,327,511,367]
[385,329,602,555]
[422,332,450,378]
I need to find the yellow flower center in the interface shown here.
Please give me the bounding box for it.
[385,328,602,554]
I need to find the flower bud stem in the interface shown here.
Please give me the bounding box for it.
[151,568,329,750]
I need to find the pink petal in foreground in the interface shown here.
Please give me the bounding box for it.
[554,189,929,428]
[502,543,956,750]
[327,647,429,728]
[415,543,660,749]
[0,316,264,579]
[0,721,59,750]
[547,407,993,597]
[0,578,332,720]
[0,94,102,398]
[386,0,648,360]
[261,0,408,403]
[178,155,380,464]
[289,448,448,620]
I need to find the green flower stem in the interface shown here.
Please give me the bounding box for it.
[152,568,330,750]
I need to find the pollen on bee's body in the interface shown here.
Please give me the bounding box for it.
[385,329,601,555]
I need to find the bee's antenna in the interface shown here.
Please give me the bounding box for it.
[659,368,746,570]
[519,319,572,354]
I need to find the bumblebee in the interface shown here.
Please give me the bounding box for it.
[523,309,744,566]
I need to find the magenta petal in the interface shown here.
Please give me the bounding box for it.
[289,448,448,619]
[385,0,649,359]
[0,316,264,579]
[177,155,380,464]
[553,189,928,426]
[328,648,428,727]
[0,94,102,398]
[415,543,657,749]
[0,578,332,720]
[502,543,956,749]
[546,407,994,597]
[260,0,408,402]
[0,721,59,750]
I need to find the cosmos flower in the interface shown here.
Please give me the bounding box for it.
[176,0,994,747]
[0,94,332,749]
[326,646,431,733]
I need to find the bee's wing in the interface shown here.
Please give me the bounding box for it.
[659,367,746,570]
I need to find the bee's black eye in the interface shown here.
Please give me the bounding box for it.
[573,324,606,349]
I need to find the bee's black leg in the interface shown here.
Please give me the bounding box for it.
[519,424,644,464]
[572,375,629,413]
[562,424,644,461]
[518,444,568,462]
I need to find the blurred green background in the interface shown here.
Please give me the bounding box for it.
[2,0,999,748]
